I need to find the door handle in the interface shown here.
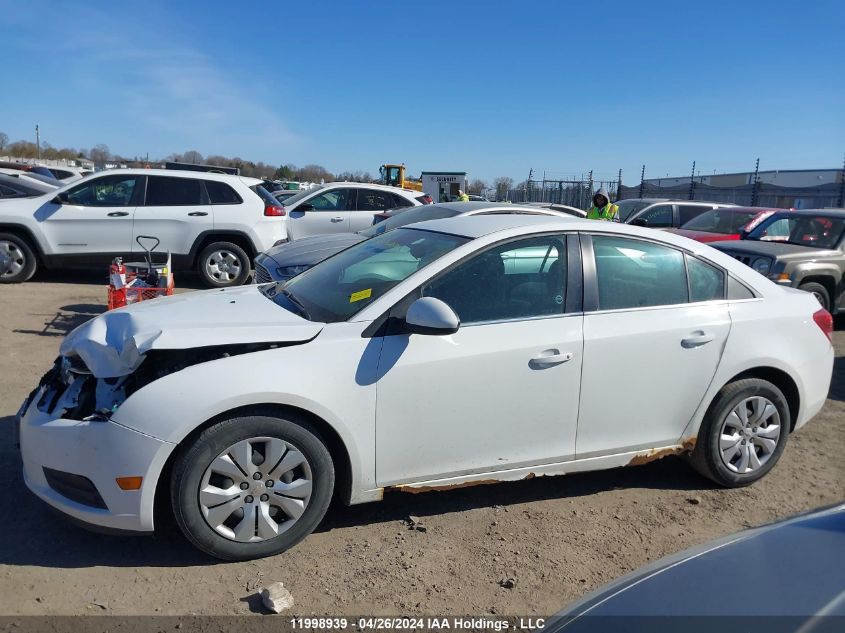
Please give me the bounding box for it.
[330,216,344,222]
[681,331,715,348]
[529,349,573,369]
[188,211,208,216]
[107,211,129,217]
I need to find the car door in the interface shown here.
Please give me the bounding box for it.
[374,233,584,485]
[36,173,139,258]
[678,204,715,227]
[132,175,212,258]
[575,234,731,457]
[352,188,398,231]
[287,187,355,239]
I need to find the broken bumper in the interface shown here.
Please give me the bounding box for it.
[18,387,174,533]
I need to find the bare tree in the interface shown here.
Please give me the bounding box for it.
[182,150,203,163]
[494,176,513,200]
[468,179,488,195]
[0,132,8,153]
[88,144,111,165]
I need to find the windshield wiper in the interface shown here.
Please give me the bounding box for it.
[281,288,311,320]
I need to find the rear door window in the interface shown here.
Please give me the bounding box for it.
[145,176,204,206]
[357,189,395,211]
[678,204,712,225]
[391,192,414,208]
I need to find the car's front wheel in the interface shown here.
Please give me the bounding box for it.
[197,241,251,287]
[690,378,789,487]
[170,412,335,560]
[798,281,830,312]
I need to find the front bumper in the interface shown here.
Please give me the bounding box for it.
[18,385,174,533]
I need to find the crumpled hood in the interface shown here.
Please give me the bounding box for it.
[261,233,366,268]
[61,285,323,377]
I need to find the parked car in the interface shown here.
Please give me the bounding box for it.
[711,208,845,312]
[0,168,283,286]
[273,190,300,204]
[0,161,56,179]
[519,202,587,218]
[44,166,92,183]
[547,503,845,629]
[667,206,780,243]
[18,214,833,560]
[467,194,489,202]
[617,198,736,228]
[0,168,62,190]
[276,182,430,242]
[0,173,57,198]
[254,201,578,283]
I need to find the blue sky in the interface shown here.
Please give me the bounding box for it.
[1,0,843,184]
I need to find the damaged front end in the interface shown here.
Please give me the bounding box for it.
[36,342,294,422]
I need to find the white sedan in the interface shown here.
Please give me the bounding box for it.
[18,215,834,560]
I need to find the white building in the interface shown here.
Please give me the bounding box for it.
[421,171,468,202]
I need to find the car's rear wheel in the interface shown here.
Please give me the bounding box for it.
[197,241,251,288]
[690,378,789,487]
[170,413,334,560]
[798,282,830,311]
[0,232,37,283]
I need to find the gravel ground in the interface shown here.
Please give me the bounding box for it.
[0,270,843,617]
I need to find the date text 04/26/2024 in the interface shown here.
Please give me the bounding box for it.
[289,617,546,631]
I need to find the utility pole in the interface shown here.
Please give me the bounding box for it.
[35,124,41,160]
[638,164,645,199]
[688,161,696,200]
[751,157,760,207]
[526,168,533,202]
[837,154,845,208]
[617,168,622,201]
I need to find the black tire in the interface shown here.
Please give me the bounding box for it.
[170,412,335,561]
[798,282,831,311]
[0,232,37,283]
[690,378,789,487]
[196,241,251,288]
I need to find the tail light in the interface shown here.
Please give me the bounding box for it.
[417,194,433,205]
[813,308,833,343]
[264,204,285,217]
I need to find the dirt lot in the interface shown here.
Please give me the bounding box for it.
[0,270,843,617]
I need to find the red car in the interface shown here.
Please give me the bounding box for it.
[667,206,781,243]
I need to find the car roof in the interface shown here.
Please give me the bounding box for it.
[92,168,261,187]
[324,181,419,194]
[407,212,586,238]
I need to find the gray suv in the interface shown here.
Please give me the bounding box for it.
[711,208,845,313]
[617,198,736,228]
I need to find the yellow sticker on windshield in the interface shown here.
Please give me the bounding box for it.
[349,288,373,303]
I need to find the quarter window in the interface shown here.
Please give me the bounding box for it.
[686,255,725,302]
[391,192,414,208]
[423,235,567,324]
[678,204,711,225]
[66,175,138,207]
[145,176,203,206]
[593,236,687,309]
[206,180,243,204]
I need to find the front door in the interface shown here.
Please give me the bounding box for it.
[375,233,583,485]
[575,234,731,457]
[132,175,212,258]
[37,173,139,258]
[288,187,354,239]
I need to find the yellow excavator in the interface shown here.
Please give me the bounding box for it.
[379,163,423,191]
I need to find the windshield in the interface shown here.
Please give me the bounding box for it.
[681,208,761,234]
[745,213,845,249]
[358,206,462,238]
[282,186,325,207]
[263,228,469,322]
[616,199,654,221]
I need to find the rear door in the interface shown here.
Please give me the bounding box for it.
[352,188,399,231]
[576,234,731,456]
[287,187,355,239]
[132,175,212,258]
[39,173,140,258]
[678,204,715,227]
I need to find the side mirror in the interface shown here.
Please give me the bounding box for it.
[631,218,648,227]
[52,192,69,205]
[405,297,459,335]
[299,203,314,212]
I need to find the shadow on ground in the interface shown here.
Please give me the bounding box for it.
[0,412,714,570]
[30,268,217,291]
[12,303,106,338]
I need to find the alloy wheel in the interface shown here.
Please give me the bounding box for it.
[204,250,242,283]
[0,240,26,278]
[199,436,313,542]
[718,396,781,474]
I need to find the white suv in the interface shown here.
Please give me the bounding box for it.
[0,169,285,287]
[277,182,430,242]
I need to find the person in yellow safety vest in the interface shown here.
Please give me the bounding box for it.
[586,187,619,221]
[458,189,470,202]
